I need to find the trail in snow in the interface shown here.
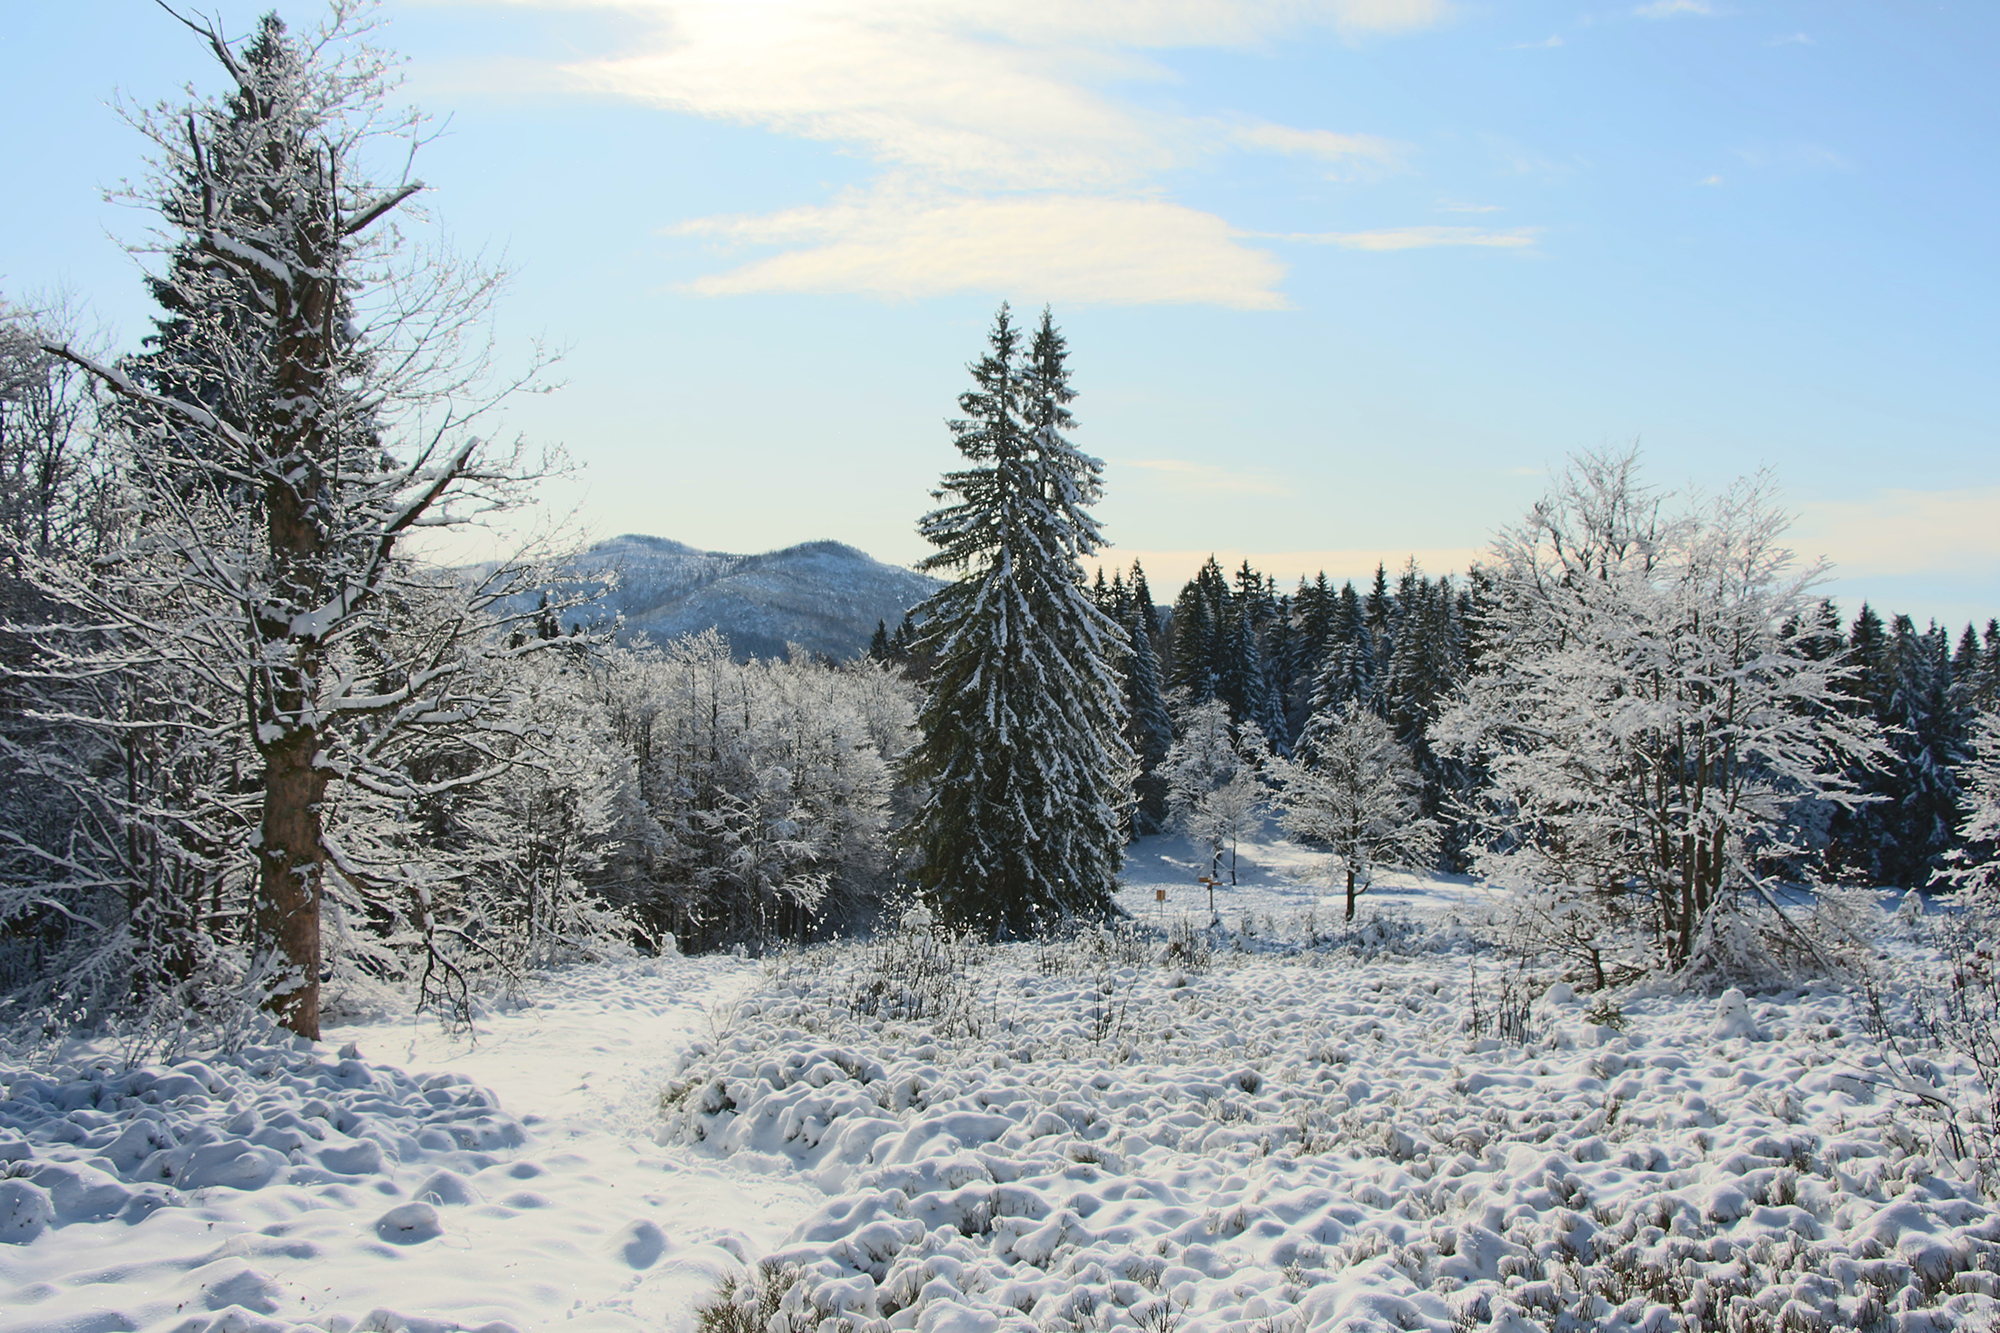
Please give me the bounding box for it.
[0,954,822,1333]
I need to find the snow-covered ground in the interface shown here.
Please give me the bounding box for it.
[5,833,2000,1332]
[0,955,814,1333]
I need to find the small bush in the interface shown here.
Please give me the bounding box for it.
[694,1262,804,1333]
[1163,918,1213,974]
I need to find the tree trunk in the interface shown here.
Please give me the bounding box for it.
[256,732,327,1038]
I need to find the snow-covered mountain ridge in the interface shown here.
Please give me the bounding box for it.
[562,534,940,661]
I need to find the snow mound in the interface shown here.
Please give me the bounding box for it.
[1709,987,1767,1042]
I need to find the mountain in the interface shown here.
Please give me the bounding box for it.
[560,534,941,661]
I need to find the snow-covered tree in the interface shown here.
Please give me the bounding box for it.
[1164,697,1266,890]
[0,297,102,579]
[1121,570,1176,836]
[1435,446,1887,979]
[901,306,1132,938]
[1941,711,2000,915]
[1311,581,1374,716]
[586,633,911,952]
[32,7,557,1038]
[1273,702,1436,922]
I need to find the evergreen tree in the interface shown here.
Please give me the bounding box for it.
[1263,588,1295,751]
[1123,589,1176,836]
[1166,556,1227,702]
[1955,623,1982,684]
[1848,604,1890,712]
[1130,561,1161,648]
[1282,573,1334,740]
[1364,563,1392,686]
[1311,581,1373,716]
[1119,559,1173,834]
[900,306,1132,937]
[1977,621,2000,710]
[1879,617,1965,884]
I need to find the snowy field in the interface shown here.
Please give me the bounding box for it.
[6,835,2000,1332]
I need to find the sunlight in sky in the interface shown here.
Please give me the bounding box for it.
[2,0,1995,622]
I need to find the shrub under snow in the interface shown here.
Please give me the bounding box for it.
[675,923,2000,1333]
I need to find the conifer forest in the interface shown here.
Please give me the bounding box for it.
[5,7,2000,1333]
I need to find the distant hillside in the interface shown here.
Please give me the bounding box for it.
[558,534,941,661]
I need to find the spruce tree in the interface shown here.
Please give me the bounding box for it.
[1130,561,1160,648]
[901,306,1132,937]
[1124,591,1176,835]
[1166,557,1227,702]
[1311,582,1374,716]
[1282,573,1334,740]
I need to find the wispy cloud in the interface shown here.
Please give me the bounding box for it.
[1768,32,1814,46]
[1438,199,1502,213]
[1232,123,1405,174]
[673,194,1289,308]
[1700,174,1724,186]
[1794,487,2000,578]
[448,0,1480,307]
[1633,0,1714,18]
[1277,225,1538,251]
[1120,459,1289,495]
[1509,34,1563,49]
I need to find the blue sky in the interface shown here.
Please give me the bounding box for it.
[4,0,1997,626]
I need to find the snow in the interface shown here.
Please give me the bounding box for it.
[5,833,2000,1332]
[0,955,814,1332]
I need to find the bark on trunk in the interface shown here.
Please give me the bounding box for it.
[257,733,327,1038]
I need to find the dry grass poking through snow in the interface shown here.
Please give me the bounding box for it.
[675,920,2000,1333]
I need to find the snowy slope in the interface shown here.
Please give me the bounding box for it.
[559,535,940,661]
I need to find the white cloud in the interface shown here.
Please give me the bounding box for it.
[1769,32,1814,46]
[1700,174,1724,186]
[563,5,1164,191]
[1794,487,2000,578]
[1438,199,1502,213]
[1633,0,1714,18]
[443,0,1483,306]
[1279,225,1538,251]
[674,193,1290,309]
[1232,123,1404,173]
[1509,34,1563,49]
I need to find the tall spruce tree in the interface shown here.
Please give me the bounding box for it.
[901,306,1132,937]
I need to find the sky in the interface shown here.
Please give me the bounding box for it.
[3,0,1997,626]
